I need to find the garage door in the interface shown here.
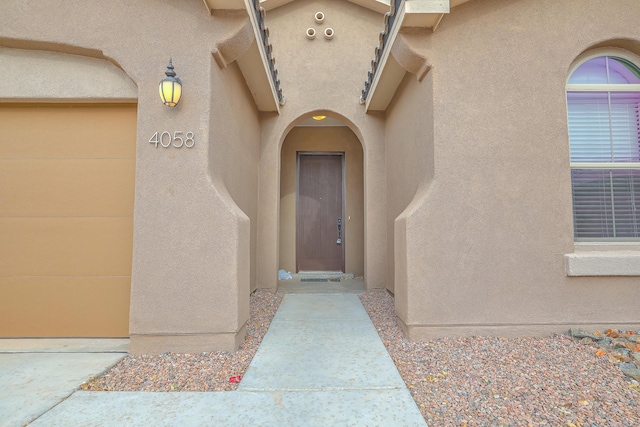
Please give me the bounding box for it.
[0,104,136,337]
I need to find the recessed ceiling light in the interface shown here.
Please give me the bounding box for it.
[313,115,326,121]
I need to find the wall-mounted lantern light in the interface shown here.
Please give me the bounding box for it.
[159,59,182,107]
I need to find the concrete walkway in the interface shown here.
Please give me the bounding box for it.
[6,294,426,426]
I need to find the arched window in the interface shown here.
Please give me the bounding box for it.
[566,52,640,240]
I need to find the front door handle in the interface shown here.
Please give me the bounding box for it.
[336,218,342,245]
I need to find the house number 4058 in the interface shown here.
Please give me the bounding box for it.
[149,131,195,148]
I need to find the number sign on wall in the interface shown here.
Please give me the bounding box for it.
[149,131,195,148]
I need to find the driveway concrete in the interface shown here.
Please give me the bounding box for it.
[0,339,127,427]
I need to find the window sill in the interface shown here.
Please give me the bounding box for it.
[564,250,640,276]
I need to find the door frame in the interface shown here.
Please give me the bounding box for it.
[295,151,346,272]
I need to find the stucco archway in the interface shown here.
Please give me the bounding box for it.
[256,109,387,292]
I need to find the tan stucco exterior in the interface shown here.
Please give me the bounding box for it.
[388,0,640,339]
[0,1,258,352]
[1,0,638,352]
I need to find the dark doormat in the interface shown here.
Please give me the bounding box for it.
[301,278,342,282]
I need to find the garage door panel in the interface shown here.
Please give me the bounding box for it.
[0,159,135,217]
[0,277,130,337]
[0,217,133,276]
[0,105,136,159]
[1,104,134,337]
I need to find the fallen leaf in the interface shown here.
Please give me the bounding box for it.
[558,406,572,415]
[607,353,620,363]
[561,402,572,407]
[593,331,603,337]
[567,423,577,427]
[578,400,590,405]
[606,329,619,338]
[607,353,621,364]
[595,349,606,357]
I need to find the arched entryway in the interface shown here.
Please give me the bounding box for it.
[278,116,364,277]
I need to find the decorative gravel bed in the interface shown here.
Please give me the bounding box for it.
[87,288,639,426]
[85,290,282,392]
[359,290,640,427]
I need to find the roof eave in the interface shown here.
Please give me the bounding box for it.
[204,0,283,112]
[365,0,453,112]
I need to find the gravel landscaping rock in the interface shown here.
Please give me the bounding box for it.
[359,290,640,427]
[85,290,282,392]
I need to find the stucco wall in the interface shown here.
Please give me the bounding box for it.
[0,0,259,352]
[385,71,435,295]
[265,0,381,104]
[279,126,364,276]
[0,47,137,102]
[256,0,388,290]
[390,0,640,338]
[210,61,260,293]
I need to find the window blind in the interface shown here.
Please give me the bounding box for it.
[567,92,640,163]
[571,169,640,239]
[567,91,640,239]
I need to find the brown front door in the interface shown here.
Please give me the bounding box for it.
[296,153,344,272]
